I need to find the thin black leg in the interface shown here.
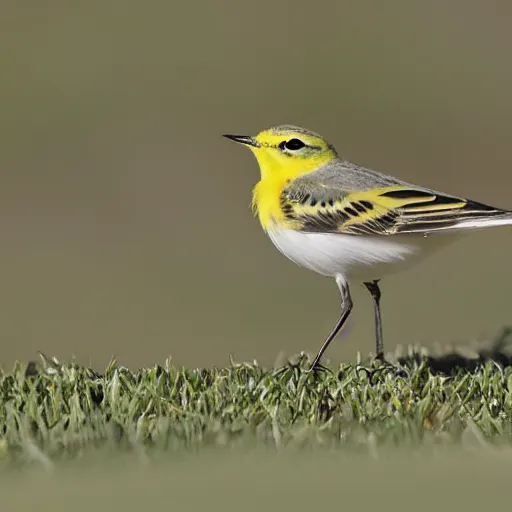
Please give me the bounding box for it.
[363,279,384,360]
[308,276,353,372]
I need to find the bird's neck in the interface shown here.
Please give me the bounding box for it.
[252,167,307,231]
[250,156,338,231]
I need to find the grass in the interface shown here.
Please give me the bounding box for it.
[2,334,512,511]
[1,328,512,468]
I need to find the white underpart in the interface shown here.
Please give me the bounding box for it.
[267,214,512,282]
[268,227,431,281]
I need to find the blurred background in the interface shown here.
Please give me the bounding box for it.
[1,1,512,371]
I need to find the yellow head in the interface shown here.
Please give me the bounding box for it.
[223,125,338,181]
[224,125,339,229]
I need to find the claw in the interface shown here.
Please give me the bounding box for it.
[367,358,407,383]
[305,361,333,375]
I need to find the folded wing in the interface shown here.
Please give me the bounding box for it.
[281,181,511,236]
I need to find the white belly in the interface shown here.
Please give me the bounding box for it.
[267,225,458,282]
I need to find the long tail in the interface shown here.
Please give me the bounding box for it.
[453,212,512,231]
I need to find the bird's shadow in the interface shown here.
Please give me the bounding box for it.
[394,327,512,375]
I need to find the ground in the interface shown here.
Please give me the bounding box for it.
[1,331,512,510]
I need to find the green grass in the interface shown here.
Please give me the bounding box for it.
[1,330,512,468]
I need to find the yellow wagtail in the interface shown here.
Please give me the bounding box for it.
[224,125,512,371]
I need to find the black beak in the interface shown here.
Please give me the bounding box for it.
[223,134,259,147]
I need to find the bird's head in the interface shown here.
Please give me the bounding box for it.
[223,125,338,180]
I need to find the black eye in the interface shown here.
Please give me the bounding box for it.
[281,138,306,151]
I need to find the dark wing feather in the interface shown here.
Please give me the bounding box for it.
[281,181,510,235]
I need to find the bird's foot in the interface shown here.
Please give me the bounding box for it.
[305,361,333,375]
[363,353,407,381]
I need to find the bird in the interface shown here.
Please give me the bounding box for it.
[223,125,512,371]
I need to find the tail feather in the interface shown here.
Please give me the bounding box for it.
[453,212,512,231]
[395,195,512,235]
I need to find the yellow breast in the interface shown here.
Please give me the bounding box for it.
[247,140,335,231]
[252,177,289,231]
